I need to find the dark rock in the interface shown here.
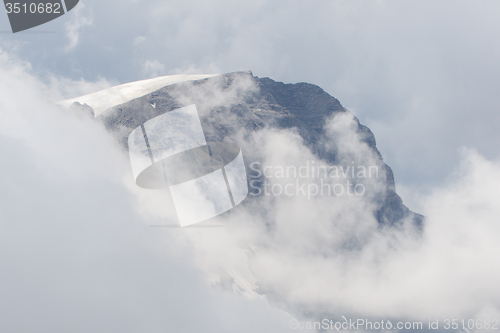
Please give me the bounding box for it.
[96,71,423,228]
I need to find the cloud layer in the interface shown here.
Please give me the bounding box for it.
[0,49,304,333]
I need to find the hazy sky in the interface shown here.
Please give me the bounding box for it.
[1,1,500,331]
[1,0,500,207]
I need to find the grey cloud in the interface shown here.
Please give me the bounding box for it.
[124,76,500,322]
[0,48,307,333]
[182,111,500,322]
[64,2,93,51]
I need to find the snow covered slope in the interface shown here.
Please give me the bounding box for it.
[57,74,220,116]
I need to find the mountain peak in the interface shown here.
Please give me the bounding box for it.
[57,74,220,116]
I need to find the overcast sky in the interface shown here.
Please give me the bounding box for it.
[1,1,500,331]
[1,0,500,206]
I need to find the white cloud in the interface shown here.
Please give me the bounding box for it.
[137,79,500,322]
[133,35,146,47]
[141,59,166,78]
[0,48,309,333]
[232,131,500,321]
[64,2,93,51]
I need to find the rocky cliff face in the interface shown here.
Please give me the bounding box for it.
[91,71,422,228]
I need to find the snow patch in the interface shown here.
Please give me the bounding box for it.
[57,74,220,116]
